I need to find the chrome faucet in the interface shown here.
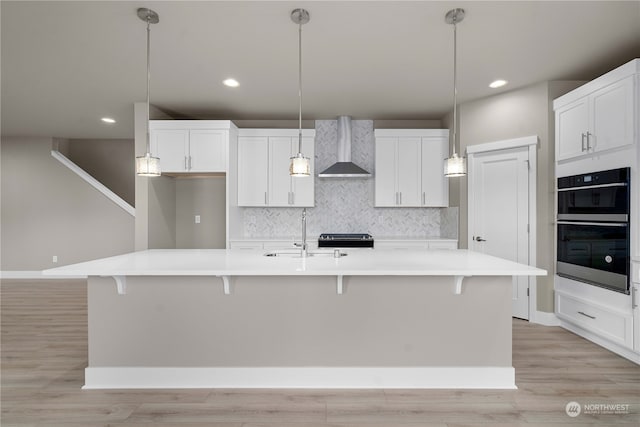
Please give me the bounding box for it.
[294,208,308,257]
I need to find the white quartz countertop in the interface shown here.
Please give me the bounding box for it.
[43,249,546,277]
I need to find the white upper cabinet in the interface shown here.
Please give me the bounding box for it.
[150,121,230,173]
[189,130,227,172]
[374,129,449,207]
[556,97,590,161]
[237,136,269,206]
[590,77,635,154]
[154,129,189,172]
[555,67,636,162]
[421,136,449,207]
[237,129,315,207]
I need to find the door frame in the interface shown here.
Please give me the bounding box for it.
[467,135,538,321]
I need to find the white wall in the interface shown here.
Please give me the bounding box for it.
[451,81,583,313]
[175,177,226,249]
[65,138,134,206]
[0,137,134,270]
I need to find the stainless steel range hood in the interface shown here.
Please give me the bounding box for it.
[318,116,371,178]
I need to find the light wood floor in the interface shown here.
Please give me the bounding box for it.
[1,280,638,426]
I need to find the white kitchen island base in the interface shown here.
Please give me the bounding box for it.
[44,249,546,389]
[85,274,514,389]
[84,366,516,389]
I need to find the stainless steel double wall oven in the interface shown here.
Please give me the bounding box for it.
[557,167,631,294]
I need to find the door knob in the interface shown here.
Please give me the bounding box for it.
[474,236,486,242]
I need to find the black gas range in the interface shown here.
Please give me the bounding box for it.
[318,233,374,248]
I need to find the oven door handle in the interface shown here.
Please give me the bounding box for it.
[557,221,628,227]
[557,182,628,191]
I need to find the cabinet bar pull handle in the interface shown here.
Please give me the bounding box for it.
[632,287,638,309]
[184,156,188,170]
[264,192,267,205]
[399,192,402,205]
[577,311,596,320]
[586,132,592,151]
[189,156,192,170]
[581,133,586,152]
[291,192,295,205]
[422,192,426,205]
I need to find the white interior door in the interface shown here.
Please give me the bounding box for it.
[469,146,530,319]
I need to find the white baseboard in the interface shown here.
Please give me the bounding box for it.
[532,310,560,326]
[0,271,87,280]
[83,366,517,390]
[559,320,640,365]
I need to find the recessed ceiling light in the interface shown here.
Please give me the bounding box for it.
[223,78,239,87]
[101,117,116,123]
[489,79,508,89]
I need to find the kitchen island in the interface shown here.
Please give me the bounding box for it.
[44,248,546,390]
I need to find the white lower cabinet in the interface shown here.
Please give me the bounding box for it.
[374,129,449,207]
[427,240,458,250]
[229,240,318,251]
[556,291,633,348]
[375,240,457,250]
[237,129,315,207]
[555,276,634,352]
[150,121,229,173]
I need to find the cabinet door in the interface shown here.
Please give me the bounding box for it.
[291,136,315,207]
[375,137,398,206]
[237,137,268,206]
[189,130,226,172]
[421,137,448,207]
[590,76,635,154]
[396,137,422,206]
[152,129,188,172]
[268,137,294,206]
[556,97,589,161]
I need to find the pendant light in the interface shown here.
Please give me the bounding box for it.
[444,8,466,178]
[289,8,311,177]
[135,8,161,177]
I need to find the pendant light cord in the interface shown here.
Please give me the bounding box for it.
[297,20,303,154]
[452,18,458,157]
[145,17,152,155]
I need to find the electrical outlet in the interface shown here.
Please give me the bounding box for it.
[195,215,201,224]
[52,255,58,263]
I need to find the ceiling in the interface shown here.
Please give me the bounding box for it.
[2,1,639,139]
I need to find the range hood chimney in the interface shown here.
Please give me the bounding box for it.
[318,116,371,178]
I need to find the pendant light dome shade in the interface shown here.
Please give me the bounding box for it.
[135,8,161,177]
[289,8,311,177]
[443,8,467,178]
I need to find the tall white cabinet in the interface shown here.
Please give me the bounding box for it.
[237,129,315,207]
[374,129,449,207]
[553,58,640,364]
